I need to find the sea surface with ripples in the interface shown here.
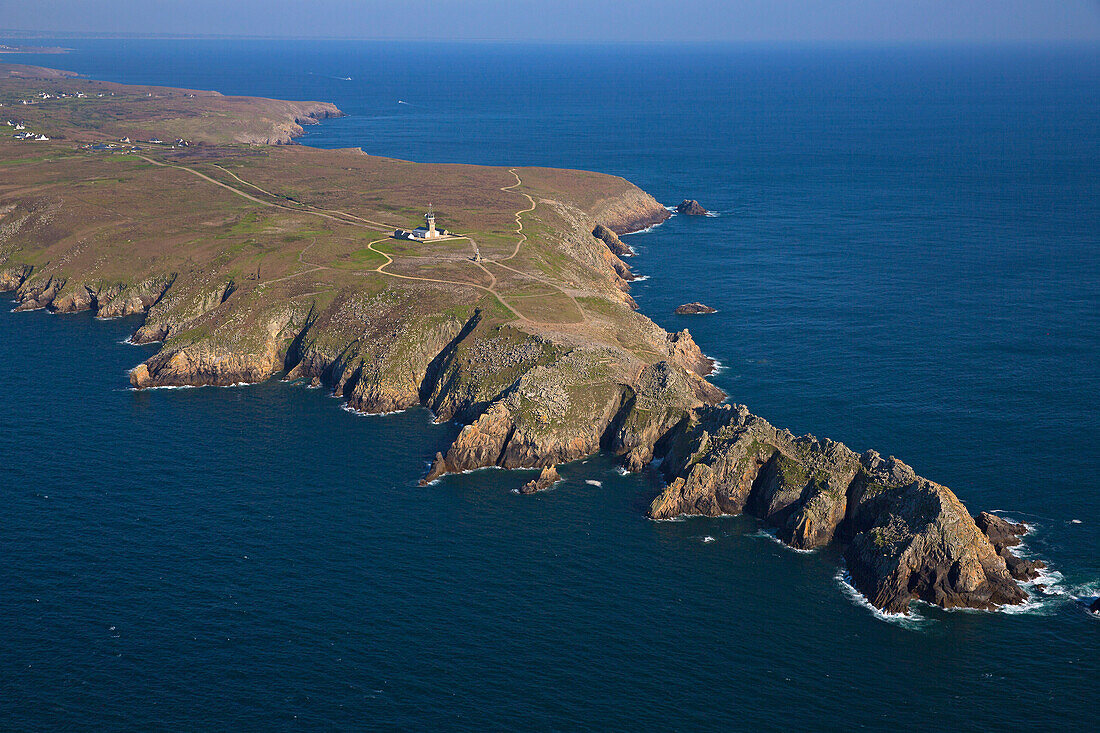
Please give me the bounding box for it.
[1,40,1097,729]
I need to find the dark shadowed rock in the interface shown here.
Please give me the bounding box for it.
[518,465,560,495]
[974,511,1027,550]
[676,199,708,216]
[974,511,1045,581]
[675,302,717,315]
[1090,598,1100,614]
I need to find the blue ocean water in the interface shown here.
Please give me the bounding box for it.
[1,41,1097,729]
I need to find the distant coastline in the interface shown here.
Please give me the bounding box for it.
[0,44,70,54]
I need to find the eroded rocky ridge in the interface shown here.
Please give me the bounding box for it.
[649,404,1031,613]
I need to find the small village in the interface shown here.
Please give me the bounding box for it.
[2,84,196,145]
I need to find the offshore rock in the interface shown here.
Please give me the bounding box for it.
[675,302,717,315]
[676,199,709,216]
[649,404,1029,613]
[518,466,561,495]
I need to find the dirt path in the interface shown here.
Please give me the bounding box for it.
[486,168,587,323]
[364,237,528,321]
[139,155,584,325]
[496,168,536,262]
[139,155,391,232]
[210,163,401,231]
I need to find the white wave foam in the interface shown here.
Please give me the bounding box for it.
[1071,519,1083,524]
[704,211,720,218]
[341,403,408,417]
[630,275,650,282]
[752,527,816,554]
[624,217,669,235]
[835,569,928,629]
[614,466,630,476]
[702,535,716,543]
[584,479,602,487]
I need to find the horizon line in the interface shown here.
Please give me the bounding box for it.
[2,31,1099,46]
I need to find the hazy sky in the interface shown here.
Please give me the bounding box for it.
[3,0,1100,43]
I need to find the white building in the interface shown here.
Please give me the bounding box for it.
[394,207,451,241]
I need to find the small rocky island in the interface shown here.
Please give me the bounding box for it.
[676,199,709,215]
[518,466,561,494]
[0,63,1045,617]
[676,302,717,315]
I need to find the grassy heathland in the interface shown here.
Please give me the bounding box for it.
[0,62,715,471]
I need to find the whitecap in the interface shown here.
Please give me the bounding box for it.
[702,535,716,543]
[1070,519,1083,524]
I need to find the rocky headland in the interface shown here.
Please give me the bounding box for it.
[0,63,1042,617]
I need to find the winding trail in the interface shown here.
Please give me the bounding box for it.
[495,168,537,262]
[363,237,527,321]
[485,168,587,323]
[137,155,587,325]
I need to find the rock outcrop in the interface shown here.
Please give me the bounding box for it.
[593,224,634,258]
[974,511,1046,581]
[518,466,561,494]
[675,302,717,315]
[0,264,31,291]
[649,404,1030,614]
[676,199,709,216]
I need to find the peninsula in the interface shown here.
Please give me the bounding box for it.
[0,63,1039,615]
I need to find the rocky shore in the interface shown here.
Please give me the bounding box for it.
[0,165,1038,616]
[0,65,1042,618]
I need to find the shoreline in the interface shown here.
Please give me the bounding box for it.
[0,63,1044,618]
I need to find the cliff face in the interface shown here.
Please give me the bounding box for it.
[650,404,1030,614]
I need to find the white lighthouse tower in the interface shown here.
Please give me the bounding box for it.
[425,204,438,238]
